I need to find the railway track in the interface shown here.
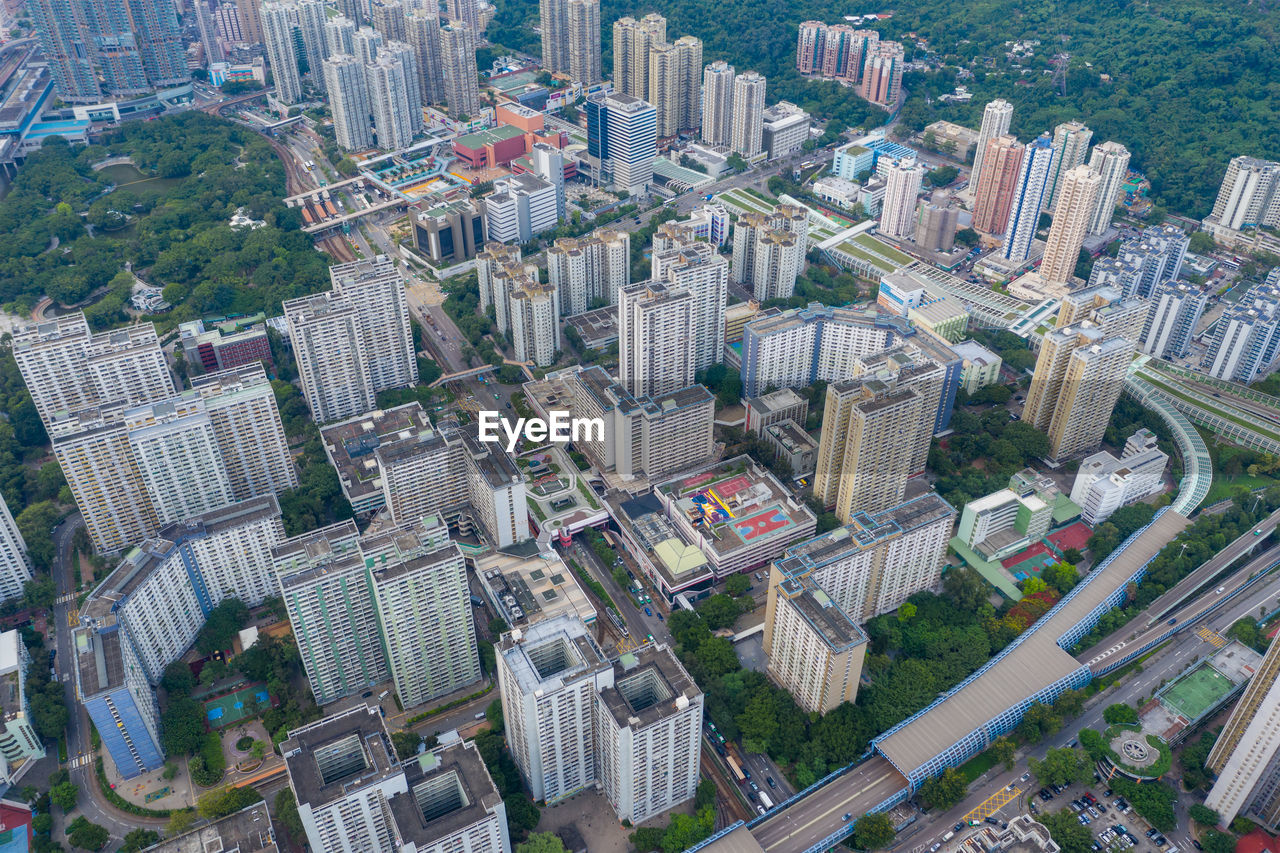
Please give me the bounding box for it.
[264,134,355,262]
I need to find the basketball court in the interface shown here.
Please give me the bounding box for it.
[203,682,273,728]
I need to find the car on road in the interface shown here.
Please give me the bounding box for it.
[644,607,652,616]
[767,777,776,788]
[953,824,964,833]
[843,814,852,821]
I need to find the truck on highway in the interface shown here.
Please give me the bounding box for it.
[758,791,774,810]
[725,755,746,783]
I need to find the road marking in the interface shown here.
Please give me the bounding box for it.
[56,592,76,604]
[67,754,92,769]
[1195,626,1227,648]
[963,786,1020,823]
[759,765,896,850]
[67,609,80,628]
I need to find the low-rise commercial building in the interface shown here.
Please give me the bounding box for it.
[956,488,1052,561]
[655,456,817,577]
[178,317,272,373]
[411,199,486,265]
[951,339,1003,394]
[475,548,598,629]
[744,388,809,437]
[1069,429,1168,525]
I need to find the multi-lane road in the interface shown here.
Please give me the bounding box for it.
[1081,505,1280,672]
[753,757,907,852]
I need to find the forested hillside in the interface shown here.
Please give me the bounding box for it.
[490,0,1280,216]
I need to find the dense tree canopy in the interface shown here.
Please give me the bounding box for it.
[0,113,331,325]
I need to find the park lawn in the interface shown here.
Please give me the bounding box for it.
[958,748,1000,783]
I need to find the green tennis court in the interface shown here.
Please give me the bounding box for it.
[202,682,273,728]
[1160,666,1234,722]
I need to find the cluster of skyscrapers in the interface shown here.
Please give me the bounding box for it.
[13,313,297,553]
[496,614,704,824]
[795,20,904,108]
[283,255,418,423]
[30,0,187,103]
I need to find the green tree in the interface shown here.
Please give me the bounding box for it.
[516,833,569,853]
[926,165,959,187]
[50,781,79,812]
[160,696,208,756]
[1041,809,1095,853]
[1202,832,1236,853]
[197,786,263,819]
[15,501,58,569]
[66,816,110,851]
[991,736,1016,770]
[726,574,752,597]
[1053,689,1086,718]
[120,828,161,851]
[1189,232,1216,254]
[195,598,249,655]
[1029,748,1092,788]
[917,767,967,810]
[1016,702,1062,743]
[698,594,743,630]
[161,661,196,696]
[392,730,424,759]
[166,809,197,836]
[274,789,305,838]
[1103,703,1139,725]
[1190,805,1221,827]
[851,813,897,850]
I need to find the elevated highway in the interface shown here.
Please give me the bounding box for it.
[1079,508,1280,675]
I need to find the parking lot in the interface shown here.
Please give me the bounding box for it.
[1030,779,1174,853]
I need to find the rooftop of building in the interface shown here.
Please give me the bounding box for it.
[766,419,818,455]
[283,705,400,810]
[328,255,398,286]
[743,301,913,339]
[496,613,609,695]
[188,360,273,395]
[950,339,1001,366]
[778,493,956,579]
[597,644,701,730]
[778,574,868,652]
[455,123,526,150]
[73,624,125,696]
[965,488,1046,515]
[475,549,596,628]
[272,519,363,580]
[456,425,522,489]
[320,403,436,506]
[908,297,969,327]
[745,388,807,416]
[141,802,277,853]
[281,290,356,320]
[654,455,816,558]
[564,308,618,350]
[390,741,504,846]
